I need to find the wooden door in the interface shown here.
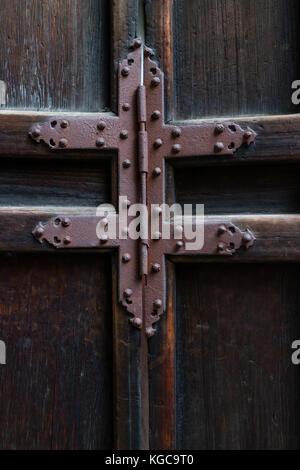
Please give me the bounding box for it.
[0,0,144,450]
[146,0,300,450]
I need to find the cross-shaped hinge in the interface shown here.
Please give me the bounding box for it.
[29,39,256,337]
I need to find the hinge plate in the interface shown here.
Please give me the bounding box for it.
[30,39,257,337]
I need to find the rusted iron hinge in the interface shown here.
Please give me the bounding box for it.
[29,38,256,337]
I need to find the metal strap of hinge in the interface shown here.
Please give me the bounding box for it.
[137,85,148,277]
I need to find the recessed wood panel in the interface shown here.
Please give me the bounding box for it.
[0,0,109,111]
[175,263,300,450]
[172,0,300,118]
[0,157,112,207]
[0,252,113,449]
[173,163,300,214]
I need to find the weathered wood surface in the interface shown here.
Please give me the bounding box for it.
[0,252,113,449]
[175,262,300,449]
[0,0,110,112]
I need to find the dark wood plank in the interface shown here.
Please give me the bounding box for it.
[175,263,300,450]
[171,0,300,119]
[0,0,109,112]
[0,157,112,208]
[149,262,176,450]
[174,162,300,215]
[0,252,113,450]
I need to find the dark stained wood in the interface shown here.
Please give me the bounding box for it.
[174,162,300,215]
[175,263,300,450]
[149,262,176,450]
[0,252,113,450]
[0,157,111,208]
[171,0,300,119]
[0,0,109,112]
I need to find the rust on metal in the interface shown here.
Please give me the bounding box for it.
[30,39,257,337]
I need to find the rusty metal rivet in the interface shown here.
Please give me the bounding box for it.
[122,159,131,168]
[151,110,161,120]
[121,66,130,77]
[152,167,161,177]
[122,103,130,111]
[244,131,252,139]
[154,138,163,148]
[215,124,224,134]
[63,236,71,245]
[61,120,68,129]
[96,137,105,147]
[31,127,40,138]
[97,121,106,131]
[217,242,225,251]
[132,317,142,328]
[153,231,161,240]
[172,127,181,138]
[243,232,252,243]
[100,234,108,243]
[146,327,155,337]
[214,142,224,153]
[152,263,161,273]
[124,288,133,298]
[120,130,128,139]
[172,144,181,154]
[59,138,68,148]
[132,38,142,49]
[35,227,44,238]
[62,217,70,227]
[153,299,162,309]
[176,241,183,249]
[122,253,131,263]
[218,225,227,235]
[151,77,160,87]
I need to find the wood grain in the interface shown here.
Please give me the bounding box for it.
[172,0,300,119]
[175,263,300,449]
[0,252,113,449]
[0,0,109,111]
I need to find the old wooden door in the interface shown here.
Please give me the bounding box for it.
[146,0,300,450]
[0,0,300,452]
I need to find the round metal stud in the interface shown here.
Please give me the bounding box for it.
[214,142,224,153]
[146,327,155,337]
[151,77,160,87]
[244,131,252,140]
[152,167,161,177]
[132,317,142,328]
[152,263,161,273]
[124,288,133,298]
[63,236,71,245]
[60,120,68,129]
[172,127,181,138]
[97,121,106,131]
[153,231,161,240]
[122,103,130,111]
[132,38,142,49]
[122,253,131,263]
[120,130,129,139]
[218,225,227,235]
[62,217,70,227]
[121,66,130,77]
[151,110,161,120]
[153,299,162,309]
[154,207,162,215]
[35,227,44,238]
[96,137,105,147]
[243,232,252,243]
[59,138,68,148]
[217,242,225,251]
[154,138,163,149]
[176,241,183,249]
[215,124,225,134]
[172,144,181,154]
[123,199,131,208]
[122,159,131,168]
[31,127,40,138]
